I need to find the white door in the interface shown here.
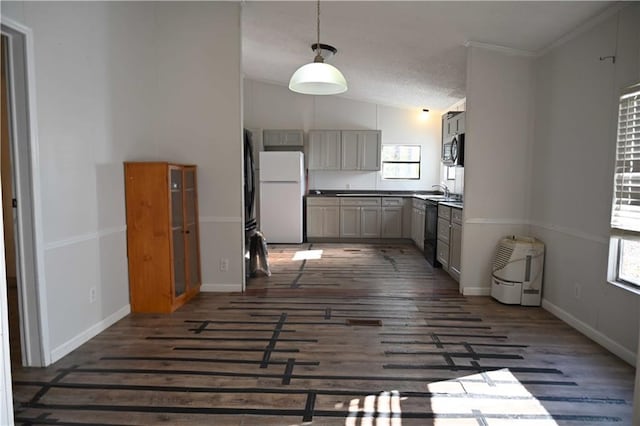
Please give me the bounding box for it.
[259,182,302,243]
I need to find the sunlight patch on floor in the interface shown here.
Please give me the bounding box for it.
[427,368,559,425]
[345,391,402,426]
[293,249,323,261]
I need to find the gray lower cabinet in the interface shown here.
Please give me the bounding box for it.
[340,197,381,238]
[361,206,381,238]
[339,206,361,238]
[436,205,451,269]
[411,199,425,251]
[448,208,463,281]
[381,197,403,238]
[307,195,430,243]
[306,198,340,238]
[436,204,463,281]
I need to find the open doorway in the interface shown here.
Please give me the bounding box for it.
[1,35,21,366]
[1,20,49,368]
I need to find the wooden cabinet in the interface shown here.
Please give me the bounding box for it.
[381,198,403,238]
[307,130,341,170]
[306,197,340,239]
[340,130,381,171]
[263,129,304,147]
[124,162,201,313]
[339,197,381,238]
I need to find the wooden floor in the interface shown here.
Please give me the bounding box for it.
[11,243,635,425]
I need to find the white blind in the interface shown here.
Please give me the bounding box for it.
[612,85,640,234]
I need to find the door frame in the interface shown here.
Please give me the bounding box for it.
[1,17,50,367]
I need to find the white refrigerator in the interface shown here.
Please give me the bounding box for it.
[259,152,305,243]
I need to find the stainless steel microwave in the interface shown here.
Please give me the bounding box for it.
[442,133,465,166]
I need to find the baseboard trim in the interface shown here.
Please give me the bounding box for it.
[50,304,130,364]
[201,283,242,293]
[462,287,491,296]
[541,298,636,366]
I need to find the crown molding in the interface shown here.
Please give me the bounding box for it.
[464,40,537,58]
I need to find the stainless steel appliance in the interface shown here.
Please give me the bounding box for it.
[424,199,440,267]
[442,133,465,167]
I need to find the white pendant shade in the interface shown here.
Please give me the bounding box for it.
[288,62,348,95]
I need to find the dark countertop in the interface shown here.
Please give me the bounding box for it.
[305,190,463,208]
[439,201,464,209]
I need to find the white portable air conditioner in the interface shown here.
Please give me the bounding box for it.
[491,236,545,306]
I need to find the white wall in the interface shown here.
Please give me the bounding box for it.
[0,211,12,424]
[244,79,444,192]
[460,47,534,295]
[3,1,242,363]
[530,5,640,362]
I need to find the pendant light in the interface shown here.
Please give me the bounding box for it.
[289,0,347,95]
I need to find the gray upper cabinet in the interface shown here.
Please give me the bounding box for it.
[307,130,341,170]
[263,129,304,147]
[340,130,381,171]
[340,131,360,170]
[306,129,381,171]
[443,112,465,141]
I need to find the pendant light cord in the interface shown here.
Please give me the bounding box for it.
[315,0,322,60]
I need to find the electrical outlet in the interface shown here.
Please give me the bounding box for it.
[89,287,97,303]
[346,183,351,189]
[220,258,229,272]
[574,282,581,299]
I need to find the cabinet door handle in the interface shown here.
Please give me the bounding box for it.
[185,230,191,234]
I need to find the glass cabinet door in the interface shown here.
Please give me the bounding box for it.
[184,168,200,288]
[170,167,186,297]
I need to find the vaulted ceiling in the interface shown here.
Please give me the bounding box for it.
[242,1,612,110]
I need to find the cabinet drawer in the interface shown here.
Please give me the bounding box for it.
[340,197,381,207]
[412,198,426,211]
[451,208,463,224]
[437,217,450,243]
[438,205,451,220]
[307,197,340,206]
[382,197,403,207]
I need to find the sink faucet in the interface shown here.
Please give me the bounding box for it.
[432,184,450,198]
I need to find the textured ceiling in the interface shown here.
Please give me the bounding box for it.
[242,1,612,110]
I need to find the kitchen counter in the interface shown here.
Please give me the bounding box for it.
[439,201,464,209]
[306,190,463,207]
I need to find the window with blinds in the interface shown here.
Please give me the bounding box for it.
[381,145,421,179]
[612,85,640,233]
[610,83,640,288]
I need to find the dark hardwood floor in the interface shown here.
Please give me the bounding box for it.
[11,243,635,425]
